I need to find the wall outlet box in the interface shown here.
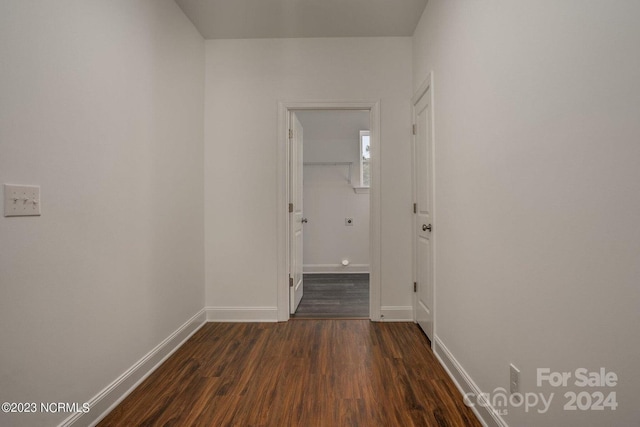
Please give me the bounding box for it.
[4,184,41,217]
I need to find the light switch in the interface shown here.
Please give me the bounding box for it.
[4,184,41,217]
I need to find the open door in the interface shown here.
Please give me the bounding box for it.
[289,112,304,313]
[413,85,434,339]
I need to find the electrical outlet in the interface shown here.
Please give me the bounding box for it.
[4,184,41,217]
[510,363,521,403]
[345,217,353,226]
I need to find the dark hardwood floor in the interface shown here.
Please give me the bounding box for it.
[292,274,369,319]
[99,321,481,427]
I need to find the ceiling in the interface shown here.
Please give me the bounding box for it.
[174,0,428,39]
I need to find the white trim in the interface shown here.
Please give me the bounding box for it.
[206,306,278,322]
[380,306,414,321]
[433,336,505,427]
[430,72,437,340]
[277,100,381,322]
[59,309,206,427]
[303,264,369,274]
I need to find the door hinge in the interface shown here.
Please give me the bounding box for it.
[289,276,294,287]
[289,129,293,139]
[413,203,417,214]
[413,282,417,292]
[289,203,293,213]
[412,124,416,135]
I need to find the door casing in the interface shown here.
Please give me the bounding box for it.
[277,100,381,321]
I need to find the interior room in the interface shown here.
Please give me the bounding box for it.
[1,1,639,426]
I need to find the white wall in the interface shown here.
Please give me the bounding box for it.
[297,110,370,273]
[0,1,204,426]
[205,38,413,316]
[413,1,640,426]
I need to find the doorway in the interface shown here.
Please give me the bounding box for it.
[276,101,381,321]
[292,110,371,318]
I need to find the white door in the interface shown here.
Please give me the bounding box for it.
[289,112,304,313]
[413,87,434,339]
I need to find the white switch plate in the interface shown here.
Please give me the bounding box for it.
[4,184,41,217]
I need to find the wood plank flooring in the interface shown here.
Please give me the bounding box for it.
[99,321,481,427]
[293,274,369,319]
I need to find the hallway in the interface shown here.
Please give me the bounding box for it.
[99,321,481,426]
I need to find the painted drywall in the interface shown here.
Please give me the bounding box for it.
[205,38,412,313]
[413,1,640,426]
[296,110,370,273]
[0,1,204,426]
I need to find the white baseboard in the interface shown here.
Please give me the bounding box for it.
[206,306,278,322]
[433,336,507,427]
[303,264,369,274]
[380,305,413,321]
[59,309,207,427]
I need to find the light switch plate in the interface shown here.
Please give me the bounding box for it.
[4,184,41,217]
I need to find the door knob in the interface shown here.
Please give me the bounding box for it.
[302,218,308,223]
[422,224,432,232]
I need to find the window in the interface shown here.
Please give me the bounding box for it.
[360,130,370,187]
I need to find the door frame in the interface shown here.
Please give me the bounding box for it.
[412,74,436,341]
[276,100,381,321]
